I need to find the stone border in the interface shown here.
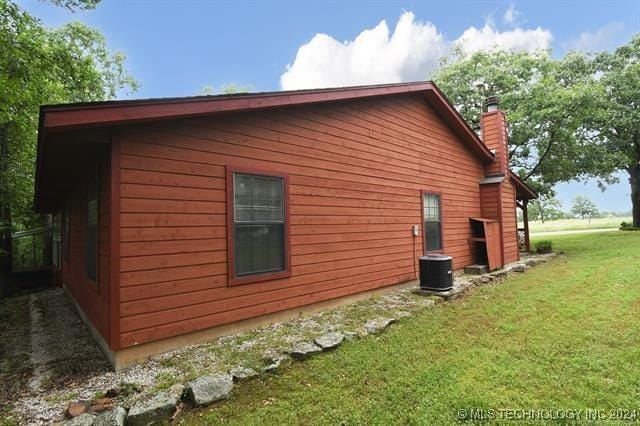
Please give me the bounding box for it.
[61,253,558,425]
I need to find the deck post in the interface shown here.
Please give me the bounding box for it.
[523,199,531,253]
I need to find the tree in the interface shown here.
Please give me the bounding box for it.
[528,195,563,223]
[433,36,640,227]
[571,196,599,223]
[590,35,640,227]
[0,0,138,275]
[197,83,253,96]
[433,49,611,195]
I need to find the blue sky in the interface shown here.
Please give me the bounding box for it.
[17,0,640,213]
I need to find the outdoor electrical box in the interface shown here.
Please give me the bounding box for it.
[412,225,419,236]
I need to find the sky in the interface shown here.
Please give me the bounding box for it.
[17,0,640,213]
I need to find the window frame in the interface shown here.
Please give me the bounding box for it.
[226,166,291,286]
[421,190,444,253]
[85,169,99,285]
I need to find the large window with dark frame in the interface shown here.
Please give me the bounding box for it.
[85,171,99,283]
[423,193,442,252]
[232,172,286,278]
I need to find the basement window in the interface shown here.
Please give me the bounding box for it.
[228,168,290,285]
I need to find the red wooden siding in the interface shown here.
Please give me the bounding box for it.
[115,94,486,348]
[501,180,519,263]
[60,156,111,342]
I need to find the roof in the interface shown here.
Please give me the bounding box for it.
[35,81,496,211]
[479,175,506,185]
[509,171,538,200]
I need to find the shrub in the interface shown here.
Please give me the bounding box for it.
[619,221,640,231]
[535,240,553,254]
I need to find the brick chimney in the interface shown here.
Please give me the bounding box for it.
[481,96,509,176]
[478,95,520,268]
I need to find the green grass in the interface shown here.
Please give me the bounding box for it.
[178,231,640,425]
[522,216,631,233]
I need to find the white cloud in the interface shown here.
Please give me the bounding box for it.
[454,24,553,55]
[280,11,553,90]
[503,4,523,27]
[280,12,448,90]
[563,22,625,52]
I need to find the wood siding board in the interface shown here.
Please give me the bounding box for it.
[116,94,489,348]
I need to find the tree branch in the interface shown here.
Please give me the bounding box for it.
[524,130,555,181]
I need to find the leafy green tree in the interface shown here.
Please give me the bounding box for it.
[589,35,640,227]
[47,0,101,11]
[197,83,253,96]
[433,36,640,227]
[434,49,610,193]
[528,195,563,223]
[571,196,599,223]
[0,0,138,273]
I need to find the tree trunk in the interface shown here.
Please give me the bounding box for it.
[630,163,640,228]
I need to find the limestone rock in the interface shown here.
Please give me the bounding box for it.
[262,355,287,373]
[313,332,344,350]
[126,391,180,426]
[229,366,258,382]
[510,264,527,273]
[364,318,395,335]
[185,374,233,406]
[288,342,322,360]
[93,407,126,426]
[66,414,96,426]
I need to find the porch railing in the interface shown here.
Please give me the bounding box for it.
[11,227,53,272]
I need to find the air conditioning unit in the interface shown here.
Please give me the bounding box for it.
[419,254,453,291]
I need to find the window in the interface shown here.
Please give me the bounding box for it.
[228,169,289,284]
[423,193,442,251]
[85,171,99,283]
[62,202,70,262]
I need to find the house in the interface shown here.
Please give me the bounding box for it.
[34,81,536,369]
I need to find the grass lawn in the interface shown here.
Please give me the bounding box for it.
[178,231,640,425]
[522,216,631,233]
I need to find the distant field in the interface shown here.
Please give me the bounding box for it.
[521,216,631,233]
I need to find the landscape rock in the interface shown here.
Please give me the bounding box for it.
[288,342,323,359]
[93,407,126,426]
[262,355,287,373]
[480,275,493,283]
[185,374,233,406]
[126,390,180,426]
[87,398,113,414]
[314,332,344,350]
[364,318,396,335]
[491,271,508,279]
[510,265,527,273]
[229,366,258,382]
[66,413,96,426]
[66,401,90,418]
